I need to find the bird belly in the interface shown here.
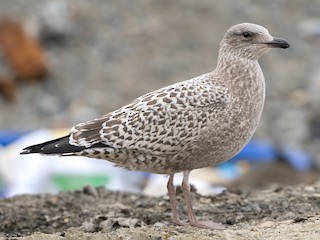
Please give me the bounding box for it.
[170,102,264,172]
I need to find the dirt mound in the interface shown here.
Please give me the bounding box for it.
[1,181,320,239]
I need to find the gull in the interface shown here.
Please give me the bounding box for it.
[21,23,290,229]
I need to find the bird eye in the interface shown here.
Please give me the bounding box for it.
[242,32,252,38]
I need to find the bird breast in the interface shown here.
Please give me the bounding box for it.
[172,60,266,172]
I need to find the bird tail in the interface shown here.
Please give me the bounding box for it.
[20,135,86,155]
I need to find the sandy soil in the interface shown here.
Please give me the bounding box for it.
[1,179,320,239]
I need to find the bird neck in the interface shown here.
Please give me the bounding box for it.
[215,53,260,78]
[215,52,265,102]
[217,43,259,61]
[215,51,266,129]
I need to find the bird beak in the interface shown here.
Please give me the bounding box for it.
[264,38,290,49]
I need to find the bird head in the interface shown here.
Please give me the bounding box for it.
[219,23,290,60]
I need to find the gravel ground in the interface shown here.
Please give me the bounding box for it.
[0,180,320,239]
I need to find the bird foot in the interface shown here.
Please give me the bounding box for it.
[190,220,225,230]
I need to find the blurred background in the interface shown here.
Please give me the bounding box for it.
[0,0,320,197]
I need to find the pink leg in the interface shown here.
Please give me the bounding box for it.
[167,174,185,226]
[181,170,225,230]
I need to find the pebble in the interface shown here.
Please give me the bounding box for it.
[304,186,316,192]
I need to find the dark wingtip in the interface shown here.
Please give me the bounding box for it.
[19,135,88,155]
[20,146,40,154]
[19,136,69,155]
[20,149,31,155]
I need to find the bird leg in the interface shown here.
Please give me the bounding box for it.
[181,170,225,230]
[167,173,185,226]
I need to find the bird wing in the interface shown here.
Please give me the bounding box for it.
[69,75,231,155]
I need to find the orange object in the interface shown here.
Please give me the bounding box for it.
[0,18,48,80]
[0,76,16,102]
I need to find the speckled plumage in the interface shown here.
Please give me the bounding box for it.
[68,72,231,173]
[22,23,290,229]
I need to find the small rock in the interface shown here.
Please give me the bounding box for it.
[284,211,296,219]
[240,205,252,212]
[251,203,262,214]
[199,197,211,204]
[225,219,236,225]
[82,221,96,233]
[158,200,167,207]
[154,222,166,227]
[111,202,129,210]
[304,186,315,192]
[235,214,244,221]
[100,217,141,232]
[293,216,308,223]
[100,219,115,232]
[82,184,99,198]
[258,221,275,228]
[117,217,140,228]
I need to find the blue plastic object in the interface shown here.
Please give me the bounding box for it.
[0,131,28,147]
[228,139,277,164]
[217,140,277,179]
[219,139,314,173]
[280,146,313,171]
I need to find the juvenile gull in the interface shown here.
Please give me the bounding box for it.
[21,23,290,230]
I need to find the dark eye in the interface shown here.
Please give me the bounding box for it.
[242,32,252,38]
